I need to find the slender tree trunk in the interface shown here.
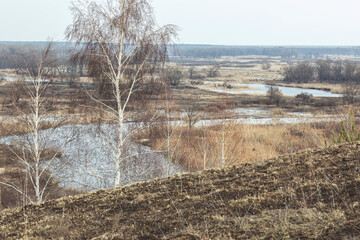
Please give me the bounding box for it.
[203,132,207,170]
[166,92,171,177]
[114,78,124,187]
[33,85,42,202]
[221,122,225,167]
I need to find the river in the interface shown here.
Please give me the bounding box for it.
[203,81,342,97]
[0,123,182,191]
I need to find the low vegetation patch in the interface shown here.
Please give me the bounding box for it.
[136,121,342,172]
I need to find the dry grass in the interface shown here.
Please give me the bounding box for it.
[1,141,360,239]
[139,120,345,172]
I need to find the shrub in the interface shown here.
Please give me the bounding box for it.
[342,84,360,104]
[267,86,282,106]
[261,61,271,70]
[296,92,313,102]
[165,66,183,86]
[205,105,221,113]
[207,65,220,78]
[282,62,315,83]
[332,109,360,143]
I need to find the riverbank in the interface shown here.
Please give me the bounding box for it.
[269,81,345,94]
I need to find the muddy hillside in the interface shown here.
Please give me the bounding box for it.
[1,142,360,239]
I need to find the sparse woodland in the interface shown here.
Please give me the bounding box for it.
[0,0,360,239]
[1,26,360,208]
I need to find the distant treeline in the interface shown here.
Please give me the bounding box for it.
[174,45,360,59]
[0,43,75,70]
[0,44,88,83]
[282,60,360,84]
[2,42,360,60]
[2,42,360,69]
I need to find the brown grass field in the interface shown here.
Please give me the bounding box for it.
[0,141,359,239]
[135,117,357,173]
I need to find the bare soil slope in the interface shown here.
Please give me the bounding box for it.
[1,142,360,239]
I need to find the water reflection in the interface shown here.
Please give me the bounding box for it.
[0,124,182,191]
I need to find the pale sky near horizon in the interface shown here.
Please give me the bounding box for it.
[1,0,360,45]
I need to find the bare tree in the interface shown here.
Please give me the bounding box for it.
[282,62,315,83]
[342,84,360,104]
[316,59,332,83]
[163,91,182,177]
[185,106,199,130]
[332,61,343,83]
[0,43,72,204]
[343,61,358,83]
[66,0,177,187]
[207,65,220,78]
[261,60,271,71]
[267,85,283,106]
[188,66,195,79]
[164,65,183,86]
[201,125,208,170]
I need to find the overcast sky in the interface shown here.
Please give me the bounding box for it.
[1,0,360,45]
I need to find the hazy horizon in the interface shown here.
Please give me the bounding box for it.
[1,41,360,48]
[1,0,360,45]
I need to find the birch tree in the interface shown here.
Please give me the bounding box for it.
[66,0,177,187]
[0,43,70,204]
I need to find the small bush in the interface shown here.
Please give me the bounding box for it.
[262,61,271,70]
[332,109,360,143]
[342,84,360,104]
[296,92,313,102]
[207,65,220,78]
[165,66,183,86]
[205,105,221,113]
[190,81,204,85]
[267,86,282,106]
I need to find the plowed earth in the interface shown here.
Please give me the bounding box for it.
[1,142,360,239]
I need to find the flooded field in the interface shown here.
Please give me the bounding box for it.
[0,107,345,191]
[235,83,342,97]
[0,124,182,191]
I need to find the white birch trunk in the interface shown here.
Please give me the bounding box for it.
[221,122,225,167]
[33,84,41,202]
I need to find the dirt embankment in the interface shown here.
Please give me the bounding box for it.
[1,142,360,239]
